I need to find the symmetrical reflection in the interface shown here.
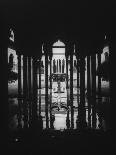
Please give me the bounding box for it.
[8,39,110,131]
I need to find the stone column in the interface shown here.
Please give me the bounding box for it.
[79,55,86,129]
[91,54,96,129]
[32,56,38,125]
[17,53,22,128]
[61,59,62,73]
[57,59,58,73]
[2,26,9,143]
[38,57,41,117]
[87,55,91,128]
[76,55,80,114]
[70,46,74,129]
[66,52,70,128]
[97,52,102,128]
[23,55,28,128]
[28,56,32,127]
[49,53,53,128]
[45,52,49,129]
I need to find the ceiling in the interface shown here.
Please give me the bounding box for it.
[1,0,115,54]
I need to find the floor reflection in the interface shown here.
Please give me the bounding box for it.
[8,94,110,131]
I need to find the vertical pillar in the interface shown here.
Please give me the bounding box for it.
[39,57,41,117]
[62,59,64,73]
[2,26,9,143]
[32,56,38,124]
[45,53,49,129]
[61,59,62,73]
[70,49,74,128]
[17,53,22,128]
[97,52,102,128]
[66,54,70,128]
[87,55,91,128]
[76,55,80,119]
[23,55,28,128]
[57,59,58,73]
[91,54,96,129]
[49,54,52,128]
[79,55,86,129]
[28,56,32,127]
[98,53,101,101]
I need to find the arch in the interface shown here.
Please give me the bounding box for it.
[53,39,65,47]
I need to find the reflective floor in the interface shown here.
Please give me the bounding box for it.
[8,92,109,131]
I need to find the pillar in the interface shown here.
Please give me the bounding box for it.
[49,54,53,128]
[17,53,22,128]
[70,49,74,128]
[91,54,96,129]
[45,53,49,129]
[76,55,80,120]
[79,54,86,129]
[56,59,58,73]
[23,55,28,128]
[28,56,32,127]
[66,53,70,128]
[38,57,41,117]
[97,52,102,128]
[87,55,91,128]
[32,56,38,124]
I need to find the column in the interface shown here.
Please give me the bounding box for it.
[28,56,32,127]
[76,54,80,128]
[57,59,58,73]
[97,53,102,128]
[79,55,86,129]
[17,53,22,128]
[32,56,38,125]
[23,55,28,128]
[66,54,70,128]
[38,57,41,117]
[45,53,49,129]
[91,54,96,129]
[77,56,80,111]
[61,59,62,73]
[87,55,91,128]
[49,54,53,128]
[70,50,74,128]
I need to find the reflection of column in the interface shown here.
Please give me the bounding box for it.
[45,53,49,129]
[91,54,96,129]
[87,55,91,128]
[17,53,22,128]
[23,55,28,128]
